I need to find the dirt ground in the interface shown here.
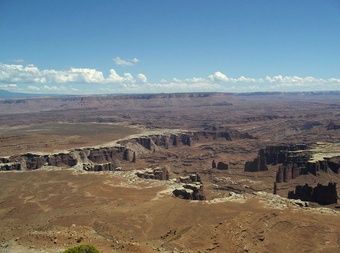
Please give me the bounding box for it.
[0,123,141,156]
[1,92,340,252]
[1,169,340,253]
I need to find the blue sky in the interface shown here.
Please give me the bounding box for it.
[0,0,340,94]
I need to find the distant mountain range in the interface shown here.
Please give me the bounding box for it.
[0,89,42,99]
[1,89,340,99]
[0,90,65,99]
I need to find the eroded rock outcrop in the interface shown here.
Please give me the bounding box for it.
[48,153,77,167]
[86,147,124,163]
[0,162,21,171]
[203,125,255,140]
[83,162,116,171]
[136,167,169,180]
[244,150,268,172]
[212,160,216,169]
[244,144,340,183]
[179,173,202,183]
[275,154,340,183]
[25,153,48,170]
[211,160,229,170]
[288,183,338,205]
[0,128,246,172]
[217,161,229,170]
[173,183,206,200]
[173,173,205,200]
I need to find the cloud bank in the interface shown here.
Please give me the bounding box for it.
[0,63,339,94]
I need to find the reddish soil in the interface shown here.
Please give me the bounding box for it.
[1,92,340,252]
[1,170,340,253]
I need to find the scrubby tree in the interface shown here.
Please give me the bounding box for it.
[62,245,99,253]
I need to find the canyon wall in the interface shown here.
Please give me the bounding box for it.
[244,144,340,183]
[0,129,246,172]
[288,183,338,205]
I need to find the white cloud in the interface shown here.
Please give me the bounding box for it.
[0,83,18,90]
[131,58,139,63]
[113,57,140,66]
[43,85,68,91]
[12,59,25,63]
[28,85,40,91]
[124,73,134,82]
[107,69,124,83]
[209,71,230,82]
[1,62,340,94]
[42,85,79,92]
[107,69,137,83]
[136,73,147,83]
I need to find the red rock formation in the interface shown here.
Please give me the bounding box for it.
[83,163,115,171]
[244,152,268,172]
[123,149,136,162]
[212,160,216,169]
[173,183,205,200]
[136,167,169,180]
[48,153,77,167]
[179,173,202,183]
[288,183,338,205]
[217,162,229,170]
[0,162,21,171]
[24,153,47,170]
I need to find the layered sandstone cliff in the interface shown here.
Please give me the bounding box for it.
[244,144,340,183]
[288,183,338,205]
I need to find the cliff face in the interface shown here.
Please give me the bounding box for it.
[275,155,339,183]
[0,145,136,171]
[245,144,340,183]
[48,153,77,167]
[288,183,338,205]
[0,129,237,172]
[83,163,115,172]
[244,149,268,172]
[121,130,239,153]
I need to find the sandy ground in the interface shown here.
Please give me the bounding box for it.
[1,169,340,253]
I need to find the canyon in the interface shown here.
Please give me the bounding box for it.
[1,91,340,252]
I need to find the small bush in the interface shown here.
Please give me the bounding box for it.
[62,244,99,253]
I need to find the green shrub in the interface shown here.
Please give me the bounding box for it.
[62,245,99,253]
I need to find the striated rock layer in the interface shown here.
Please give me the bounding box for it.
[0,128,247,171]
[244,144,340,183]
